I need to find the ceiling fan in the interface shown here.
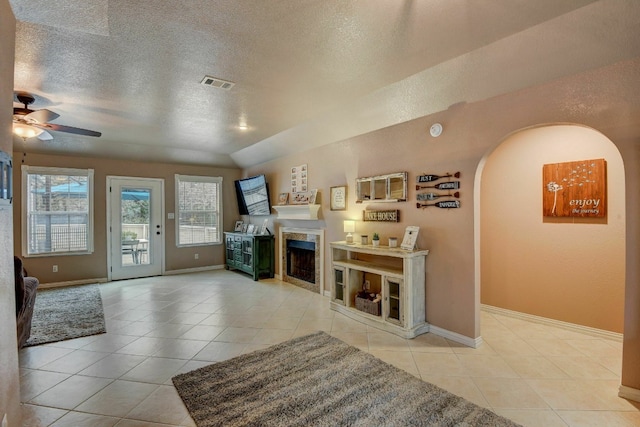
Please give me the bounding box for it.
[13,91,101,140]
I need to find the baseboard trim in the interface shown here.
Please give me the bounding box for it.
[39,278,109,289]
[482,304,623,342]
[164,265,225,276]
[429,325,483,349]
[618,385,640,403]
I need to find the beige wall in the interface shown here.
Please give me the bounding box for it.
[12,153,242,283]
[481,124,625,332]
[619,131,640,391]
[0,1,20,424]
[247,58,640,390]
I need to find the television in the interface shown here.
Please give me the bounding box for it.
[234,174,272,216]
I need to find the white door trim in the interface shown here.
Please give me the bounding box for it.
[107,176,165,281]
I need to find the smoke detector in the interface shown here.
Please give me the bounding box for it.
[429,123,443,137]
[200,75,235,90]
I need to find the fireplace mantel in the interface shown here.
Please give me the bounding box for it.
[272,204,320,220]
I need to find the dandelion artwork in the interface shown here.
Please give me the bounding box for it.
[542,158,606,218]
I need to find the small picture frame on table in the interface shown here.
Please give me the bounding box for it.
[242,223,249,234]
[309,189,318,205]
[234,220,243,232]
[260,219,269,235]
[330,185,347,211]
[401,226,420,250]
[246,224,255,234]
[290,192,310,205]
[278,192,289,205]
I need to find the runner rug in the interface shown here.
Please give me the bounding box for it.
[172,331,520,427]
[25,284,106,347]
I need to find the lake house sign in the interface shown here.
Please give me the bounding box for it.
[362,209,400,222]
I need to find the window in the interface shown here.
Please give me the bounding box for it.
[22,166,94,256]
[176,175,222,246]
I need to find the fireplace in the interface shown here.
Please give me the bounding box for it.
[287,240,316,284]
[280,228,324,294]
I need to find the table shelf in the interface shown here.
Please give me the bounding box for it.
[330,241,429,339]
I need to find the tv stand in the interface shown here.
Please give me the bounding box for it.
[330,241,429,338]
[224,232,275,280]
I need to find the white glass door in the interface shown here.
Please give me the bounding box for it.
[108,176,163,280]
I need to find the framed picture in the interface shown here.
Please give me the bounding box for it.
[260,218,269,235]
[542,158,606,218]
[309,189,318,205]
[278,192,289,205]
[234,220,243,232]
[290,192,310,205]
[330,185,347,211]
[246,224,255,234]
[242,223,249,233]
[401,226,420,250]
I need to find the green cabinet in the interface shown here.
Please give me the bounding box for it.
[224,232,275,281]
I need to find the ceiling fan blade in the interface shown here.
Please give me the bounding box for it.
[26,108,60,123]
[40,123,102,137]
[37,130,54,141]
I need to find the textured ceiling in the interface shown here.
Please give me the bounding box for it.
[9,0,639,168]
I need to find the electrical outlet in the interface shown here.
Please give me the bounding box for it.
[194,253,199,260]
[52,265,58,273]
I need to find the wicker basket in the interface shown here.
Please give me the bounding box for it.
[355,296,381,316]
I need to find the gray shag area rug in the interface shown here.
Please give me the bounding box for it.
[172,331,521,427]
[25,284,106,347]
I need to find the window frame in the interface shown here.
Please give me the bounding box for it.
[175,174,223,248]
[21,165,95,257]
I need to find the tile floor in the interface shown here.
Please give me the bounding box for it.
[19,270,640,426]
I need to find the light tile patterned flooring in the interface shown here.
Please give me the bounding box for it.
[19,270,640,426]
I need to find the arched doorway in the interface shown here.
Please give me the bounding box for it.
[478,123,625,332]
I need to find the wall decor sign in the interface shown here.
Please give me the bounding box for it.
[416,200,461,209]
[416,171,460,183]
[542,158,606,217]
[416,181,460,190]
[330,185,347,210]
[416,191,460,201]
[362,209,400,222]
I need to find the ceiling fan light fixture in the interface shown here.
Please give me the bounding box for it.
[13,122,43,138]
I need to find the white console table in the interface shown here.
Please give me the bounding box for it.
[330,241,429,338]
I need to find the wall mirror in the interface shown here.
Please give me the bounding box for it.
[356,172,407,203]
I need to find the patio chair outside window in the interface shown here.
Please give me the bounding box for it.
[122,239,139,264]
